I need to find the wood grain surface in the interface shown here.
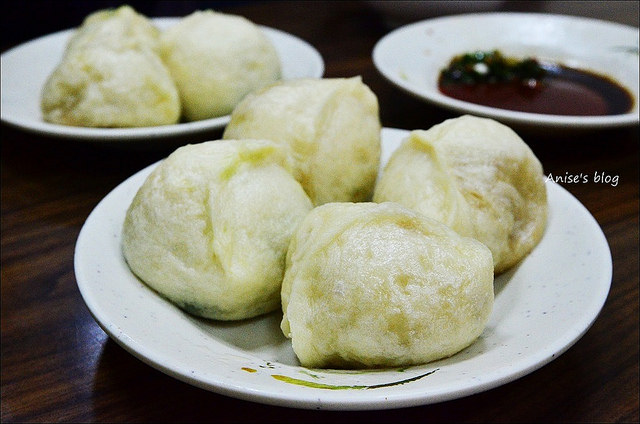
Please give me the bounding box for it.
[2,1,638,422]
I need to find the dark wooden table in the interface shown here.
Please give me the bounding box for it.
[2,1,638,422]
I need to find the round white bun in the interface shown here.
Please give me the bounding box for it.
[160,10,281,121]
[280,201,494,369]
[223,77,381,206]
[41,5,180,127]
[122,139,313,320]
[374,115,547,273]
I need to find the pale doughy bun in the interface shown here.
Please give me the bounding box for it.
[41,6,180,127]
[160,10,281,121]
[374,115,547,273]
[122,139,313,320]
[280,202,494,369]
[223,77,381,206]
[41,48,181,127]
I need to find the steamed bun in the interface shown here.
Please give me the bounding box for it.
[41,6,180,127]
[374,115,547,273]
[122,139,313,320]
[159,10,281,121]
[280,202,494,369]
[223,77,381,206]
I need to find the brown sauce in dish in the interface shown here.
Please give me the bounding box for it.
[438,51,634,116]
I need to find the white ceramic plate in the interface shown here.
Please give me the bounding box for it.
[74,128,612,410]
[373,13,639,129]
[0,18,324,141]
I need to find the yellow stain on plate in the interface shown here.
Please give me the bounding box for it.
[271,369,438,390]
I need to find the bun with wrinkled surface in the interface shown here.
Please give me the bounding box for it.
[160,10,281,121]
[280,201,494,369]
[374,115,547,273]
[223,77,381,206]
[122,139,313,320]
[41,5,180,127]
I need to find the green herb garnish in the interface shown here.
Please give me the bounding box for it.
[439,50,547,86]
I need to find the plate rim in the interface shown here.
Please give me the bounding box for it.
[0,18,324,141]
[74,127,613,410]
[372,12,639,129]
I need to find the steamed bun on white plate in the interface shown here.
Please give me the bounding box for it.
[122,139,313,320]
[160,10,281,121]
[374,115,547,273]
[41,5,181,127]
[280,202,494,369]
[223,77,381,206]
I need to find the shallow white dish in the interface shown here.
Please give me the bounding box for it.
[373,13,639,129]
[74,128,612,410]
[0,18,324,141]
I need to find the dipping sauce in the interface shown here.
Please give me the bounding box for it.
[438,50,634,116]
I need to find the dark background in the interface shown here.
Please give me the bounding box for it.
[1,1,257,51]
[4,1,638,53]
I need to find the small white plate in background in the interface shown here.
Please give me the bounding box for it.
[0,18,324,141]
[373,13,639,130]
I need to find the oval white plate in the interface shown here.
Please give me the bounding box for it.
[0,18,324,141]
[373,13,639,129]
[74,128,612,410]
